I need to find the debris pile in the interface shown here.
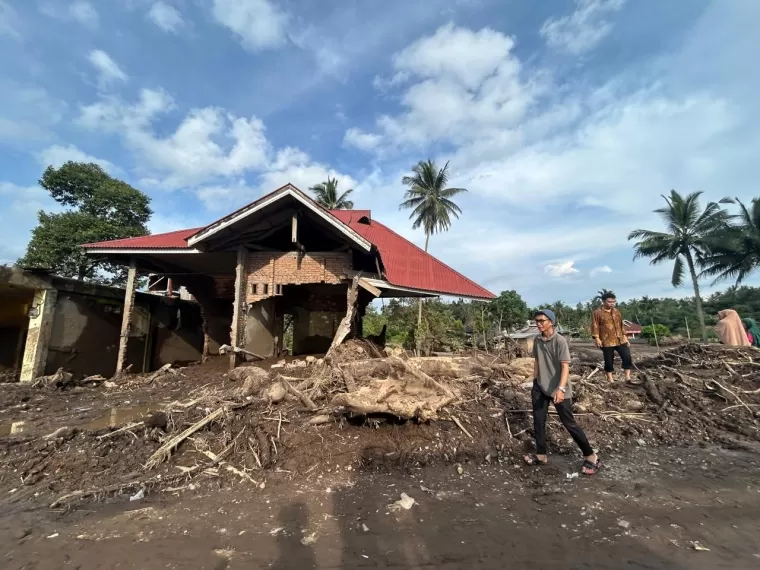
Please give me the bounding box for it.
[0,341,758,509]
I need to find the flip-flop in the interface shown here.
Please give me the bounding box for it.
[523,454,547,466]
[581,458,601,475]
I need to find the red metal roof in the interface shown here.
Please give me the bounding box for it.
[81,228,204,249]
[330,211,494,299]
[83,193,494,299]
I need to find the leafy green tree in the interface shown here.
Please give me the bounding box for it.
[628,190,731,340]
[701,197,760,285]
[17,162,152,284]
[309,177,354,209]
[400,159,467,330]
[489,290,528,333]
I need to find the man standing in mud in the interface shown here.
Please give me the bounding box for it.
[524,309,600,475]
[591,292,633,382]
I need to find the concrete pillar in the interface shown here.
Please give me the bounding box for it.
[19,288,57,383]
[116,258,138,374]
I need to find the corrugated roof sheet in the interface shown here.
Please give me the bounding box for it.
[330,211,494,299]
[81,228,204,249]
[83,204,494,299]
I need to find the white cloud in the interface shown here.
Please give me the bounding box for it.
[453,92,739,217]
[88,50,128,87]
[257,147,358,196]
[545,260,580,277]
[37,144,115,171]
[69,0,99,28]
[590,265,612,277]
[78,87,174,131]
[343,128,382,152]
[211,0,288,51]
[75,87,351,195]
[540,0,626,55]
[0,1,20,39]
[347,23,542,151]
[39,0,99,29]
[148,1,185,34]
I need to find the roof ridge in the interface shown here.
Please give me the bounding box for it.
[370,219,493,298]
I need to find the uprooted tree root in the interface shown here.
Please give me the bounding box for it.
[2,341,759,510]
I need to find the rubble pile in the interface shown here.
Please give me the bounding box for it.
[0,341,758,509]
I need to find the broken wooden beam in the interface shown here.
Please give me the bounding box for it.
[325,275,361,361]
[358,278,381,297]
[229,245,247,370]
[115,258,137,374]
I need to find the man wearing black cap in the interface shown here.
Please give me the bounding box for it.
[523,308,600,475]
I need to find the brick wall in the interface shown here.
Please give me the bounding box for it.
[245,251,351,303]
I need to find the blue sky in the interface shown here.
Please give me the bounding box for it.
[1,0,759,306]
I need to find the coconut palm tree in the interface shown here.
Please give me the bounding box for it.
[400,160,467,252]
[400,160,467,327]
[628,190,731,340]
[309,177,354,209]
[700,197,760,285]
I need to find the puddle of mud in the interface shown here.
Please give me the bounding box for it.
[0,406,154,437]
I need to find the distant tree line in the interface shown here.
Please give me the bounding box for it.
[363,285,760,351]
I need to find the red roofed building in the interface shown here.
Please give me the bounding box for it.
[83,184,494,368]
[623,320,643,339]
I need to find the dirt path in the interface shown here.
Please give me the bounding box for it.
[1,445,758,569]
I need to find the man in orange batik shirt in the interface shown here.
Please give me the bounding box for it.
[591,292,632,383]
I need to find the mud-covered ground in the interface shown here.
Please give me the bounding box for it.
[1,445,758,569]
[0,342,759,568]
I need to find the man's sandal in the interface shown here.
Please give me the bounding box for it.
[581,458,601,475]
[523,454,547,466]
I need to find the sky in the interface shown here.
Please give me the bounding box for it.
[1,0,759,306]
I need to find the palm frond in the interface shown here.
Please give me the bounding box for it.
[671,255,685,287]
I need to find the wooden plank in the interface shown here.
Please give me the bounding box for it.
[116,258,137,374]
[358,278,381,297]
[291,214,298,243]
[229,245,247,369]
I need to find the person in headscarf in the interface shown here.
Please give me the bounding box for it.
[741,317,760,348]
[715,310,751,347]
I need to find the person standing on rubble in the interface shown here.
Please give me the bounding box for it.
[591,292,633,382]
[524,309,601,475]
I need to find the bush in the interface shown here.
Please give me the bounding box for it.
[641,324,671,342]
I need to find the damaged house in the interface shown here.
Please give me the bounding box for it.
[0,267,204,382]
[82,184,495,373]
